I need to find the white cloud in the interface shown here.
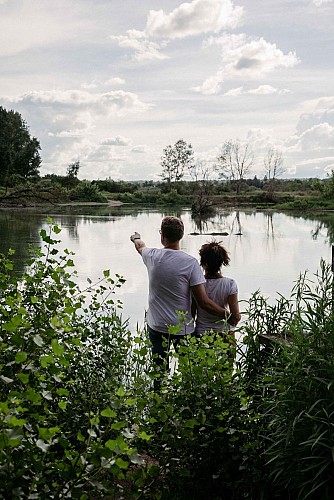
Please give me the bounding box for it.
[193,34,299,94]
[248,85,290,95]
[7,89,149,116]
[111,0,243,61]
[286,122,334,152]
[296,97,334,133]
[81,77,126,90]
[282,99,334,177]
[101,136,132,146]
[104,77,126,86]
[192,73,224,95]
[110,30,168,62]
[223,85,290,96]
[145,0,243,39]
[224,86,244,96]
[131,145,150,153]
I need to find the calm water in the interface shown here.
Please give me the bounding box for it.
[0,206,333,331]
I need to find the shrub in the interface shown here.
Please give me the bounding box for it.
[241,261,334,499]
[71,180,107,202]
[0,221,156,498]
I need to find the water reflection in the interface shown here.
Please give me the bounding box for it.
[0,210,42,274]
[0,207,333,331]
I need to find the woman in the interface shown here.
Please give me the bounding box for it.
[193,240,241,340]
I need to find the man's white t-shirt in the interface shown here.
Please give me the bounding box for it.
[195,277,238,335]
[141,247,205,335]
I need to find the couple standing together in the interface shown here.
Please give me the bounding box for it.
[130,216,241,368]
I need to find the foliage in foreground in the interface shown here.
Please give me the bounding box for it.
[0,222,156,498]
[241,261,334,499]
[1,223,334,499]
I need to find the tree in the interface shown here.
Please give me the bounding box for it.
[189,160,215,215]
[216,140,253,195]
[324,169,334,199]
[263,147,285,197]
[0,106,41,186]
[263,147,285,181]
[161,139,194,191]
[67,160,80,179]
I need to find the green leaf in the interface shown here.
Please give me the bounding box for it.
[8,416,26,426]
[58,401,67,410]
[24,389,42,403]
[17,373,29,384]
[50,316,61,328]
[77,430,85,442]
[30,296,39,304]
[101,407,117,418]
[3,315,22,332]
[105,439,116,451]
[0,402,9,414]
[138,431,153,441]
[125,398,137,406]
[185,419,198,429]
[40,355,55,368]
[111,421,126,431]
[56,388,69,397]
[39,427,59,441]
[103,269,110,277]
[115,457,129,469]
[51,338,64,356]
[116,386,125,397]
[15,351,27,364]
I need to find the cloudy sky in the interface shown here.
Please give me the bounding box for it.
[1,0,334,180]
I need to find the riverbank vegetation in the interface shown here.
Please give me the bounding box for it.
[1,171,334,213]
[1,106,334,211]
[1,223,334,499]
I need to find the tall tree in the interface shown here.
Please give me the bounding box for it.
[67,161,80,179]
[263,147,285,197]
[216,140,253,195]
[161,139,194,191]
[263,147,285,180]
[0,106,41,186]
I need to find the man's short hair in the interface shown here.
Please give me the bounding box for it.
[161,216,184,242]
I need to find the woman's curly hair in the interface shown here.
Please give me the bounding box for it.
[199,240,230,276]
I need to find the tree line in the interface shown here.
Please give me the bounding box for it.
[160,138,285,195]
[1,105,333,208]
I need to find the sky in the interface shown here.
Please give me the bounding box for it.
[1,0,334,181]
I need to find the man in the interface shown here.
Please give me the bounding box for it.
[130,216,228,368]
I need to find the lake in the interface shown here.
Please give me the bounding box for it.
[0,205,333,331]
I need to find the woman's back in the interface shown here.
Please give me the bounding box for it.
[195,276,238,335]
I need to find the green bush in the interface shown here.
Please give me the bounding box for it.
[143,331,259,499]
[71,180,107,202]
[0,221,156,498]
[241,261,334,499]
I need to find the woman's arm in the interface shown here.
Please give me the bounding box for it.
[191,298,197,320]
[227,293,241,327]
